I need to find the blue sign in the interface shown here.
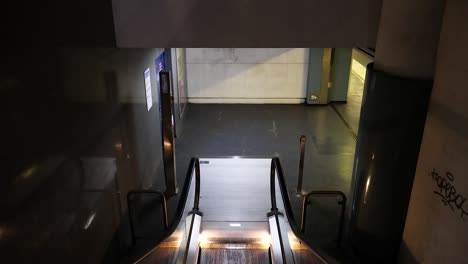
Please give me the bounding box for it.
[155,52,166,88]
[155,51,167,135]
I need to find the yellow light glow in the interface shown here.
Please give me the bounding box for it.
[287,232,311,251]
[198,232,209,248]
[163,141,172,148]
[258,231,272,247]
[114,142,123,152]
[21,167,36,179]
[14,165,38,184]
[0,226,14,240]
[158,240,182,249]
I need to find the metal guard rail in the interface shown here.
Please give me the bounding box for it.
[271,157,338,263]
[301,190,346,248]
[127,190,168,246]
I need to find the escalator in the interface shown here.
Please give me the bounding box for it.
[131,157,336,264]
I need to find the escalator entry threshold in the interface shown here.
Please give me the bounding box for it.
[199,243,270,264]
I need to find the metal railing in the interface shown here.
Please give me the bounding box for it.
[301,191,346,248]
[132,158,200,263]
[127,190,168,246]
[295,135,347,248]
[297,135,306,194]
[126,158,200,249]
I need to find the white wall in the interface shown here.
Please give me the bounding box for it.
[351,49,373,81]
[401,1,468,263]
[186,48,309,104]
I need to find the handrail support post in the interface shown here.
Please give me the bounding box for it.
[296,135,306,195]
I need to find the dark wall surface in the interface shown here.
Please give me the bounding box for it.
[4,0,116,46]
[0,48,170,263]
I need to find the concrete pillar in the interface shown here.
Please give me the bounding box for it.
[401,2,468,262]
[374,0,445,79]
[348,0,445,262]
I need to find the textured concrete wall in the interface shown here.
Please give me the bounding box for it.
[374,0,444,79]
[112,0,382,47]
[186,48,309,103]
[401,1,468,263]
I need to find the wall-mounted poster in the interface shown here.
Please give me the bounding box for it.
[144,68,152,111]
[176,48,187,117]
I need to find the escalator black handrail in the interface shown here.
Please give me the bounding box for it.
[269,159,289,263]
[193,158,201,212]
[270,158,299,229]
[301,190,347,248]
[271,157,336,263]
[132,158,199,263]
[270,159,278,211]
[166,157,198,230]
[127,190,168,246]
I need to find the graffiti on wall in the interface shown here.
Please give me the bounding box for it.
[431,168,468,220]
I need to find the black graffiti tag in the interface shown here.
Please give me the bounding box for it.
[431,169,468,220]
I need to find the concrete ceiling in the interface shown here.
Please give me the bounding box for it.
[112,0,382,48]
